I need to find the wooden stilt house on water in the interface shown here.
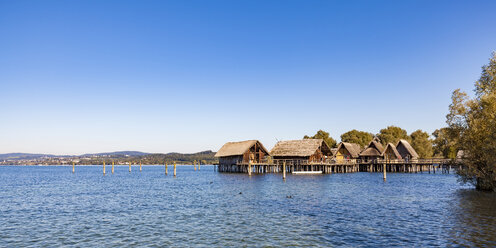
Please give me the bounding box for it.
[270,139,333,172]
[215,140,270,172]
[382,143,402,161]
[396,139,419,161]
[359,139,385,162]
[334,142,361,162]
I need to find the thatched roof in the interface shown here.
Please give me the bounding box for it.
[396,139,419,159]
[215,140,269,157]
[360,140,384,157]
[336,142,361,158]
[382,143,401,159]
[360,147,382,156]
[371,140,384,154]
[270,139,332,157]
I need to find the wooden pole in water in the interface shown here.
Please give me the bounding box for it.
[283,161,286,180]
[383,163,386,181]
[248,161,252,176]
[165,162,168,175]
[140,161,142,172]
[198,160,201,171]
[111,161,114,174]
[173,161,176,177]
[194,160,197,171]
[72,162,75,173]
[103,161,106,175]
[129,162,131,173]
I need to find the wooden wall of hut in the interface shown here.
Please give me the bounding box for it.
[219,156,243,166]
[240,142,266,163]
[336,147,351,160]
[309,149,324,162]
[396,145,411,160]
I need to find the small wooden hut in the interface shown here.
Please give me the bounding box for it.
[215,140,269,167]
[359,139,385,162]
[270,139,332,163]
[396,139,419,160]
[382,143,402,160]
[335,142,361,161]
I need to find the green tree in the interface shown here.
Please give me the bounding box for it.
[432,128,458,158]
[447,52,496,191]
[304,129,337,148]
[410,129,433,158]
[377,126,410,145]
[340,129,374,148]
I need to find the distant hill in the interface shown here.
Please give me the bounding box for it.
[80,151,150,157]
[0,153,57,160]
[0,150,218,165]
[141,150,216,164]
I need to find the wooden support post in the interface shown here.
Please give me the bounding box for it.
[283,161,286,180]
[198,161,201,171]
[165,162,168,175]
[103,161,106,175]
[112,161,114,174]
[194,160,197,171]
[129,162,132,173]
[140,161,142,172]
[248,161,252,176]
[72,162,75,173]
[383,163,386,181]
[174,161,177,177]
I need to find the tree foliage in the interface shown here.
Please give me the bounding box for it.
[432,128,458,158]
[410,129,433,158]
[340,129,374,148]
[448,52,496,191]
[304,129,337,148]
[377,126,410,146]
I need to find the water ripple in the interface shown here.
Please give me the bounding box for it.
[0,166,495,247]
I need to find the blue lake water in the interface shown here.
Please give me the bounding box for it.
[1,165,495,247]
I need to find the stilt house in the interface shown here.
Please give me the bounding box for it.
[396,139,419,160]
[382,143,402,160]
[335,142,361,161]
[215,140,270,166]
[359,139,385,162]
[270,139,332,163]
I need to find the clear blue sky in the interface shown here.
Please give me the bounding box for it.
[1,0,495,155]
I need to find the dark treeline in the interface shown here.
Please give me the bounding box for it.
[76,150,217,165]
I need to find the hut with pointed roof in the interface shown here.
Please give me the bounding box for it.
[215,140,269,168]
[330,148,338,157]
[382,143,402,160]
[396,139,419,160]
[335,142,361,161]
[270,139,332,163]
[359,140,385,162]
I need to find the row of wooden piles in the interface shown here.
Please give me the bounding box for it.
[216,163,360,174]
[216,163,453,174]
[362,163,453,173]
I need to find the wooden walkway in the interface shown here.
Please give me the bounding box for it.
[216,158,458,174]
